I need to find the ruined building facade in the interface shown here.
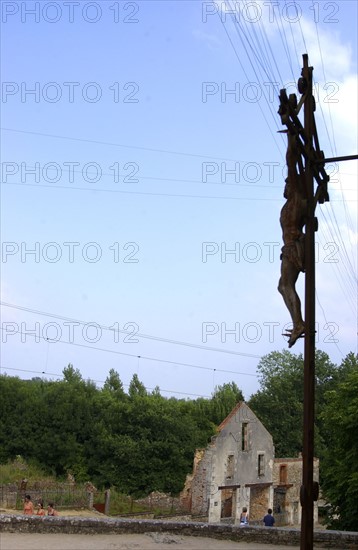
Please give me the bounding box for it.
[180,402,319,526]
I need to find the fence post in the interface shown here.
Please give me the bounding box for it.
[87,491,94,510]
[104,489,110,515]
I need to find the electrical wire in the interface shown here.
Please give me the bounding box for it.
[0,365,212,398]
[315,291,345,357]
[0,127,252,163]
[218,2,285,159]
[0,326,259,378]
[0,301,262,359]
[2,180,301,201]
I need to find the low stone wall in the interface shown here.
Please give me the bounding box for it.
[1,514,358,549]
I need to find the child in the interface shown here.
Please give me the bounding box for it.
[36,500,46,516]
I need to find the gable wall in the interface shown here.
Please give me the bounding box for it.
[214,403,274,488]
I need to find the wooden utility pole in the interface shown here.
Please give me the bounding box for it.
[278,53,328,550]
[301,53,316,550]
[278,54,357,550]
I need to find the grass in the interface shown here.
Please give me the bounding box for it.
[105,491,152,515]
[0,456,54,485]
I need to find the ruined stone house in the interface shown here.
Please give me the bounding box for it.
[180,402,319,526]
[273,456,319,526]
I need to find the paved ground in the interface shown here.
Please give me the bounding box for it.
[0,532,301,550]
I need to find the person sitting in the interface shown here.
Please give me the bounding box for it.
[239,506,249,526]
[47,502,59,516]
[23,494,34,515]
[36,500,46,516]
[263,508,275,526]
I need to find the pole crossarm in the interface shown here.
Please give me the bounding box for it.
[314,154,358,164]
[278,86,330,205]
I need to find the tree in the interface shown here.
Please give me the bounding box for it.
[209,382,244,424]
[63,363,82,383]
[36,377,96,479]
[128,374,147,398]
[248,350,337,457]
[0,376,43,461]
[103,369,126,399]
[248,350,303,456]
[320,354,358,531]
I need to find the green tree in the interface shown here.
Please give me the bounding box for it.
[96,391,216,497]
[0,370,243,497]
[0,375,43,461]
[86,382,130,487]
[36,375,97,479]
[103,369,126,399]
[210,382,244,424]
[63,363,82,383]
[248,350,337,457]
[128,374,147,398]
[320,354,358,531]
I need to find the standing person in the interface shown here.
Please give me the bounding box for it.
[263,508,275,526]
[239,506,249,526]
[36,500,46,516]
[23,495,34,515]
[47,502,59,516]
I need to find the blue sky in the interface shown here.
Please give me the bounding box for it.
[1,0,357,400]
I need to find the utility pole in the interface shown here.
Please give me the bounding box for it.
[277,53,357,550]
[301,52,317,550]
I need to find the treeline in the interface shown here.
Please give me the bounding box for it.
[1,350,357,530]
[0,366,243,496]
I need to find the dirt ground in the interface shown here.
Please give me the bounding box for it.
[0,532,300,550]
[0,509,347,549]
[0,509,300,549]
[0,507,102,517]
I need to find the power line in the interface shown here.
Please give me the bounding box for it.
[0,162,284,190]
[315,290,344,357]
[310,15,357,272]
[219,3,285,159]
[2,181,355,201]
[0,301,262,359]
[0,127,252,163]
[0,181,282,202]
[0,326,259,378]
[0,365,212,398]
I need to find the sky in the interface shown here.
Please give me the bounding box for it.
[1,0,357,401]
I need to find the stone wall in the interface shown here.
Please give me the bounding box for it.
[183,403,276,524]
[273,458,319,489]
[0,485,18,508]
[273,457,319,525]
[250,486,270,521]
[189,445,214,516]
[1,514,358,548]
